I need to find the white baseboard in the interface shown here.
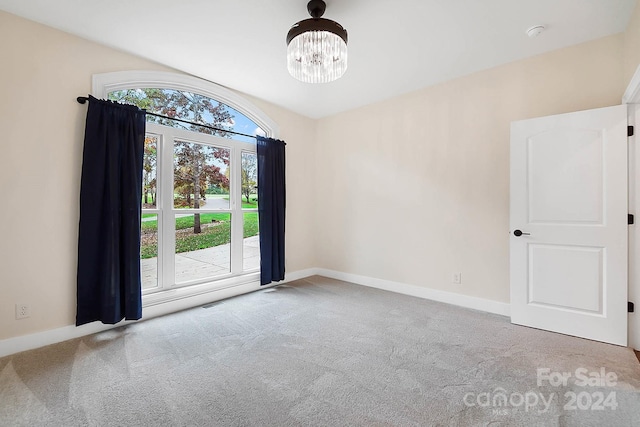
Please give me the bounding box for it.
[0,267,509,358]
[283,268,318,282]
[314,268,511,317]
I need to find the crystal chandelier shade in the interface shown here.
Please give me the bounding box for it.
[286,1,348,84]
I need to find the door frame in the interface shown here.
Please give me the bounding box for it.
[623,65,640,350]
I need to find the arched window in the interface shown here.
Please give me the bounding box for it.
[93,71,277,295]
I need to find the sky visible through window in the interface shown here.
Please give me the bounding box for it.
[225,104,265,143]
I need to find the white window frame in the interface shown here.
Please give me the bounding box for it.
[93,71,277,306]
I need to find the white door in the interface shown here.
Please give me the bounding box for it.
[510,104,628,346]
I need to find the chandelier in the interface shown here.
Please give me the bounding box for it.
[286,0,348,83]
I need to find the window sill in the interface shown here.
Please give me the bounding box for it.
[142,271,261,308]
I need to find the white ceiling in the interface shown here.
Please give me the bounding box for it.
[0,0,635,118]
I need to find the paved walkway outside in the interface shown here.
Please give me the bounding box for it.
[141,235,259,289]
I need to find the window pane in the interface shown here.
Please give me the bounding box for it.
[241,152,258,209]
[243,212,260,271]
[175,213,231,283]
[108,82,267,291]
[174,140,230,209]
[108,88,261,142]
[141,214,158,289]
[143,135,158,208]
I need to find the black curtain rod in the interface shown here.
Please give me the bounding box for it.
[76,96,258,140]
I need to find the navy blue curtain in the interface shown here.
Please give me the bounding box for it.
[257,136,286,285]
[76,96,145,326]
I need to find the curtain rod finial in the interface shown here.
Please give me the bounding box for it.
[77,96,89,104]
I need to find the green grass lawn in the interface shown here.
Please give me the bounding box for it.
[141,212,259,259]
[175,221,232,254]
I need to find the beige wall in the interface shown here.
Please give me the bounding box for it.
[245,96,317,272]
[315,34,625,303]
[624,0,640,86]
[0,11,316,341]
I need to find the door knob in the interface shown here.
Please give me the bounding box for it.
[513,229,530,237]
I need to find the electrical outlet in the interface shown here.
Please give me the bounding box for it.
[15,304,30,319]
[452,272,462,284]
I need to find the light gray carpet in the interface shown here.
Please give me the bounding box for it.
[1,276,639,426]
